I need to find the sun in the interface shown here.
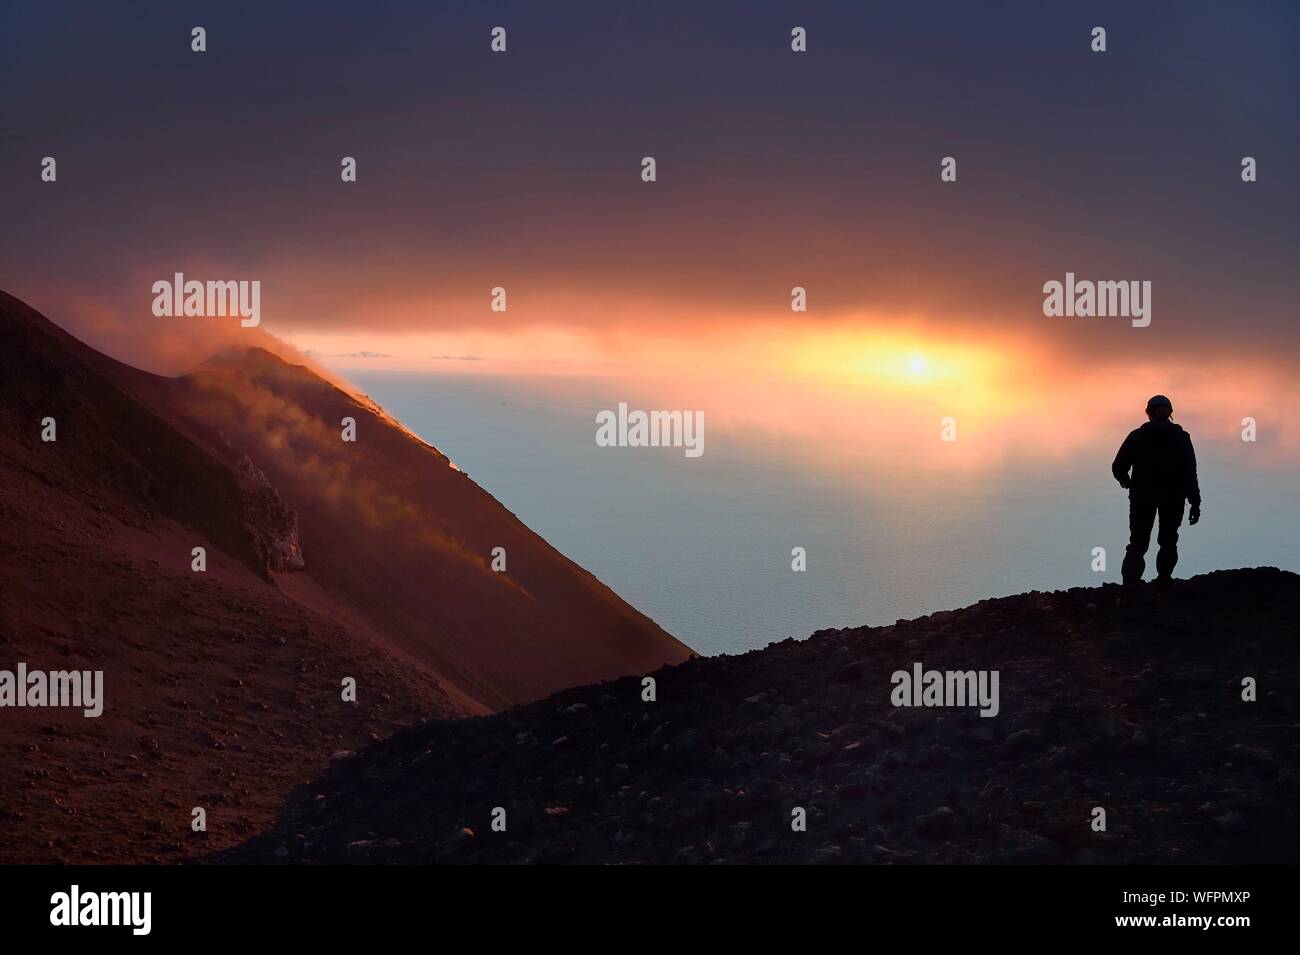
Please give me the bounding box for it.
[908,355,928,376]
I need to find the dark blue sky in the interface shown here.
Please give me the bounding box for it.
[1,0,1295,366]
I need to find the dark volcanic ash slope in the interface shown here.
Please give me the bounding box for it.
[220,569,1300,864]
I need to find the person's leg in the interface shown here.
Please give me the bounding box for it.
[1155,497,1185,581]
[1122,495,1157,586]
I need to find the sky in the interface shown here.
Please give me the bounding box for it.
[1,1,1297,459]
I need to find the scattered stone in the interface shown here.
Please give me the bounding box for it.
[1214,811,1248,834]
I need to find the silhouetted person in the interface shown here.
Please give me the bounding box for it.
[1112,395,1201,589]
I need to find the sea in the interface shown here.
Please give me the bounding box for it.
[351,370,1297,656]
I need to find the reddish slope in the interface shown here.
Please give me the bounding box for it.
[0,291,691,862]
[133,343,693,710]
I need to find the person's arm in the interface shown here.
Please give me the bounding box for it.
[1111,432,1135,488]
[1184,432,1201,521]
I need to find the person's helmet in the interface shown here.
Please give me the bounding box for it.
[1146,394,1173,415]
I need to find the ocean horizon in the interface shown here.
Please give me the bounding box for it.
[350,368,1297,656]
